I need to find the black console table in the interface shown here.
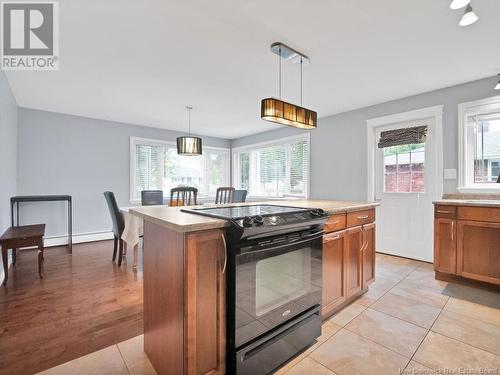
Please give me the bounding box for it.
[10,195,72,253]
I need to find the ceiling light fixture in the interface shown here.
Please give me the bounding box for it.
[495,75,500,90]
[177,106,202,155]
[459,5,479,26]
[261,42,317,130]
[450,0,470,10]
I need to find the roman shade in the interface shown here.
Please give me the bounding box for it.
[378,126,428,148]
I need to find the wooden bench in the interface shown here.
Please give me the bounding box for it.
[1,224,46,286]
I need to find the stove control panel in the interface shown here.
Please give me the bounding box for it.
[236,209,328,228]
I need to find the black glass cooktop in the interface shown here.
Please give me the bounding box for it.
[181,204,310,220]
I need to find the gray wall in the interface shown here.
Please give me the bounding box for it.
[17,108,230,238]
[0,71,17,233]
[232,76,499,201]
[0,70,17,283]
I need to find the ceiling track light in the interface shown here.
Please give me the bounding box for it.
[261,42,317,130]
[450,0,470,10]
[177,106,202,155]
[459,4,479,26]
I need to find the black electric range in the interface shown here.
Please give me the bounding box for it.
[182,204,329,375]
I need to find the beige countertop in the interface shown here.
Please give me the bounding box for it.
[433,199,500,207]
[130,200,379,233]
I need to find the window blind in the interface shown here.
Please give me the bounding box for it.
[135,144,163,193]
[233,136,309,198]
[378,126,427,148]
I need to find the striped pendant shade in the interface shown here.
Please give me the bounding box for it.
[176,136,202,155]
[261,98,317,129]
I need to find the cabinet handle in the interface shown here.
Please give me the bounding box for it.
[327,220,340,225]
[357,215,369,220]
[221,232,227,274]
[360,227,367,252]
[437,210,453,214]
[324,235,340,242]
[451,221,454,241]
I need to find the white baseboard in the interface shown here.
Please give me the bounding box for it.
[44,230,114,247]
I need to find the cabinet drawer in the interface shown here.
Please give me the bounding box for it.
[324,214,346,233]
[346,209,375,228]
[434,205,457,219]
[457,206,500,223]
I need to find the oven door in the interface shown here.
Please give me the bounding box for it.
[234,230,323,348]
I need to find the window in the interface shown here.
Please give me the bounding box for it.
[232,135,310,198]
[459,96,500,192]
[383,144,425,193]
[131,137,230,201]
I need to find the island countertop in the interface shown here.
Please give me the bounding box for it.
[130,199,379,233]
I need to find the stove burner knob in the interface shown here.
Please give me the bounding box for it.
[242,216,254,227]
[311,209,325,217]
[253,215,264,226]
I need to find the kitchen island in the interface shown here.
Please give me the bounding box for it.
[130,200,378,375]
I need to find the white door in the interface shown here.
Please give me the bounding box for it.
[371,116,440,262]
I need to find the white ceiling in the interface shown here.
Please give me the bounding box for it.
[5,0,500,139]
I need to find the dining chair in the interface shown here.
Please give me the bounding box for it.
[103,191,126,266]
[215,187,235,204]
[233,189,248,203]
[170,187,198,206]
[141,190,164,206]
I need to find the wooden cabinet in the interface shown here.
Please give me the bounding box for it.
[434,204,500,287]
[322,209,376,319]
[362,223,376,288]
[324,214,346,233]
[322,231,346,317]
[185,230,226,375]
[143,222,226,375]
[345,226,363,298]
[457,220,500,285]
[434,218,456,274]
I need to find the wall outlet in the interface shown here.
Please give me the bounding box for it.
[444,169,457,180]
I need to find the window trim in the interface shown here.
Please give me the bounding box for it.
[231,133,311,199]
[458,95,500,194]
[129,136,230,203]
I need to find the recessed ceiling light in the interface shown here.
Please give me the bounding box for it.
[459,5,479,26]
[450,0,470,10]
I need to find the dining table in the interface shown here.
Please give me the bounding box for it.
[120,203,204,269]
[120,206,143,269]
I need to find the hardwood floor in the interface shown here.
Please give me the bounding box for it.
[0,240,143,375]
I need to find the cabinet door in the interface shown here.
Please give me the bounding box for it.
[362,223,376,289]
[434,218,456,274]
[185,230,226,375]
[457,220,500,285]
[345,226,363,298]
[322,230,346,317]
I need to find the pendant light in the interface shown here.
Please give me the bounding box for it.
[459,5,478,26]
[261,43,317,130]
[177,106,202,155]
[450,0,470,10]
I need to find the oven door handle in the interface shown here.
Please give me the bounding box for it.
[243,231,324,255]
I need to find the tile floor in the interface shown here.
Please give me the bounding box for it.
[36,254,500,375]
